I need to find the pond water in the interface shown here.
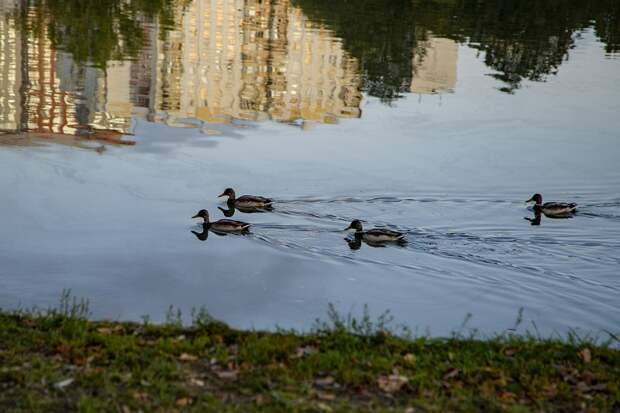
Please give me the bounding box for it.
[1,0,619,336]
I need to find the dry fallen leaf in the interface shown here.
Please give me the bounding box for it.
[176,397,191,406]
[377,374,409,393]
[443,368,460,380]
[589,383,607,392]
[403,353,416,365]
[179,353,198,362]
[579,348,592,364]
[228,344,239,354]
[316,391,336,401]
[55,343,72,357]
[97,326,124,335]
[132,391,149,403]
[577,381,594,393]
[314,376,335,387]
[503,347,518,357]
[292,346,318,359]
[316,402,333,412]
[500,391,516,401]
[216,370,239,380]
[190,378,205,387]
[543,383,558,396]
[54,378,74,389]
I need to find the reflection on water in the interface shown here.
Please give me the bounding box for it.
[0,0,619,336]
[2,0,618,145]
[296,0,619,95]
[525,211,576,226]
[218,204,273,217]
[191,223,210,241]
[345,236,408,251]
[0,0,364,139]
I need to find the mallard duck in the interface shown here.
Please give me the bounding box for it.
[218,188,273,209]
[344,219,406,242]
[192,209,250,232]
[526,193,577,216]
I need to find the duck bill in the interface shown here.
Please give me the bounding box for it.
[525,196,534,203]
[217,192,227,198]
[192,214,201,219]
[344,225,353,231]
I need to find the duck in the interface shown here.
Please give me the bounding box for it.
[344,219,406,243]
[192,209,250,232]
[526,193,577,216]
[218,188,273,209]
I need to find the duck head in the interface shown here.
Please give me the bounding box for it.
[192,209,210,222]
[344,219,363,232]
[218,188,236,201]
[526,193,543,205]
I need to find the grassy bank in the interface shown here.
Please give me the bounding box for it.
[1,302,619,412]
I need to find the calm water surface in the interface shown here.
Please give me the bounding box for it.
[1,0,619,336]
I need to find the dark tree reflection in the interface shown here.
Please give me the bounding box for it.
[25,0,176,69]
[295,0,620,96]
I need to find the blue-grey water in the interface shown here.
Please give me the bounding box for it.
[0,0,619,336]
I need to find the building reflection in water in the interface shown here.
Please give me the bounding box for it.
[145,0,363,128]
[411,37,457,95]
[0,0,460,149]
[0,0,20,133]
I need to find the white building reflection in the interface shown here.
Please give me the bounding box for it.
[411,36,458,94]
[0,0,21,132]
[1,0,459,146]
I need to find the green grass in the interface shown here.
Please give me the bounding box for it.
[1,295,619,412]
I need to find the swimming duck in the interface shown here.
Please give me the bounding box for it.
[218,188,273,209]
[344,219,406,242]
[192,209,250,232]
[526,193,577,216]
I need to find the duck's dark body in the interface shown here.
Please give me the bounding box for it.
[192,209,250,232]
[230,195,273,208]
[345,219,406,243]
[209,219,251,232]
[360,228,406,242]
[534,202,577,216]
[219,188,273,209]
